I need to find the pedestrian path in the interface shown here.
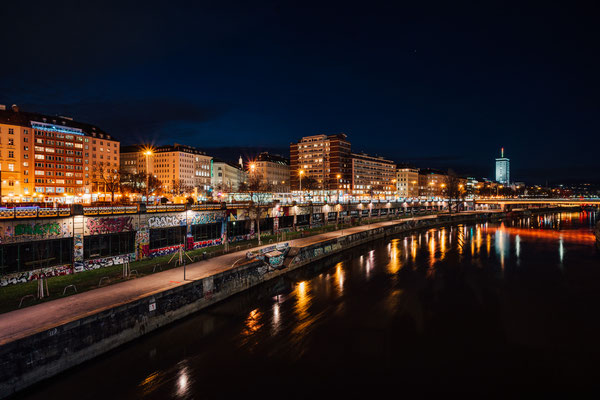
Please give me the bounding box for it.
[0,214,442,345]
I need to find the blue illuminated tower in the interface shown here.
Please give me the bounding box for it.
[495,147,510,185]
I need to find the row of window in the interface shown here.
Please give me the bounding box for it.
[0,238,72,274]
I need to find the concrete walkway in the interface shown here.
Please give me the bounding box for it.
[0,214,445,345]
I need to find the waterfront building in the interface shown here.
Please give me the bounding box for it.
[212,159,247,192]
[290,133,352,191]
[396,166,419,198]
[350,152,396,195]
[495,147,510,185]
[120,143,212,194]
[466,177,479,196]
[0,104,120,203]
[251,152,290,192]
[418,169,447,197]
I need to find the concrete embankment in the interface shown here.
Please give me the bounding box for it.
[0,211,511,397]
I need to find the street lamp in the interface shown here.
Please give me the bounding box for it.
[143,149,153,203]
[299,169,304,202]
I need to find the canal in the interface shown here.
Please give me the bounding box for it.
[17,211,600,398]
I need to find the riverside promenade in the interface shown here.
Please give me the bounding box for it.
[0,214,442,346]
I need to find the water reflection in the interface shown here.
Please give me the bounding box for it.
[335,262,345,294]
[387,239,401,274]
[175,362,191,399]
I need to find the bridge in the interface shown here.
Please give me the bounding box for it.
[473,197,600,210]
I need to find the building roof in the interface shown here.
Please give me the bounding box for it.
[256,152,290,165]
[154,143,208,155]
[0,105,115,140]
[121,143,209,156]
[419,168,447,176]
[212,158,244,171]
[351,152,395,164]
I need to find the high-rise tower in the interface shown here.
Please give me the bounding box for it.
[495,147,510,185]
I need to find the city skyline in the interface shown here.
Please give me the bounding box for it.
[1,1,598,184]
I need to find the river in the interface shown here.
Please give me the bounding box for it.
[17,211,600,398]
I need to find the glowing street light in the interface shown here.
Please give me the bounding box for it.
[142,148,154,203]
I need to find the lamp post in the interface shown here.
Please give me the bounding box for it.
[299,169,304,203]
[144,150,153,203]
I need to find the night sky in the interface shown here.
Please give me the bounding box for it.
[1,1,598,184]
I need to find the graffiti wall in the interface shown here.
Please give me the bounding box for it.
[292,240,342,266]
[149,245,182,257]
[79,254,134,272]
[85,216,136,235]
[192,238,222,249]
[189,211,225,225]
[147,214,185,228]
[0,218,72,244]
[135,228,150,260]
[73,233,84,265]
[246,243,290,269]
[0,264,72,286]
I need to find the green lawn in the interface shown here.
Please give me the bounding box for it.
[0,212,433,315]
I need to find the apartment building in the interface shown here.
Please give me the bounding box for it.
[418,169,448,198]
[120,143,212,194]
[252,152,290,192]
[396,166,419,198]
[212,159,247,192]
[290,133,352,191]
[350,152,396,195]
[0,105,119,202]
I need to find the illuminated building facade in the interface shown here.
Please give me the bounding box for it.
[418,169,447,197]
[396,166,419,198]
[495,147,510,185]
[290,133,352,191]
[252,152,290,192]
[212,159,247,192]
[350,152,396,195]
[0,105,119,202]
[120,144,212,194]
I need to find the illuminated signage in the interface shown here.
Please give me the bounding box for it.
[30,121,84,136]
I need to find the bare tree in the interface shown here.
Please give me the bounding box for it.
[241,171,273,245]
[171,179,193,196]
[301,175,318,191]
[120,170,146,194]
[92,162,120,202]
[147,175,163,196]
[214,182,233,193]
[445,169,464,213]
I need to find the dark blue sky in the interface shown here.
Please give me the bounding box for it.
[1,1,598,183]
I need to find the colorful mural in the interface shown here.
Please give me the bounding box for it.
[192,238,222,249]
[189,211,224,225]
[135,228,150,260]
[82,254,134,271]
[149,245,182,257]
[0,219,72,243]
[0,264,72,286]
[73,233,84,264]
[85,216,134,235]
[147,214,185,228]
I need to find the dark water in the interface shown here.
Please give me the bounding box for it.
[18,211,600,399]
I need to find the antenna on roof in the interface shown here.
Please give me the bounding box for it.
[501,147,504,158]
